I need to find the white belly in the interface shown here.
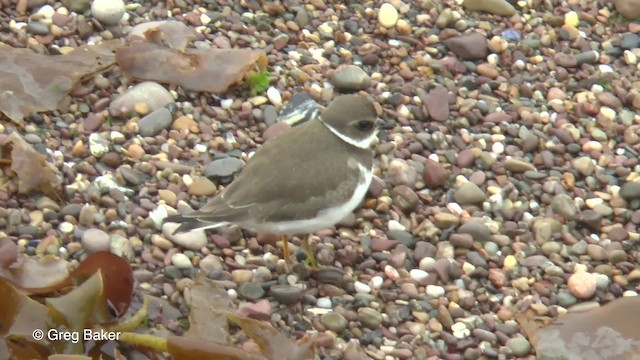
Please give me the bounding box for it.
[246,164,373,235]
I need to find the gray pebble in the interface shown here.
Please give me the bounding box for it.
[330,65,371,92]
[270,285,302,304]
[238,282,265,300]
[138,108,173,137]
[505,337,531,356]
[358,307,383,329]
[205,157,244,183]
[320,312,348,332]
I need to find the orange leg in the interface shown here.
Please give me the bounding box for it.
[281,234,291,266]
[301,234,318,269]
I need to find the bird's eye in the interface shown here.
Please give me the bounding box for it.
[355,120,374,131]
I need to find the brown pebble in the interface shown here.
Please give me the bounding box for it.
[370,237,399,252]
[423,159,449,188]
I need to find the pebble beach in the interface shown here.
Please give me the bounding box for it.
[2,0,640,358]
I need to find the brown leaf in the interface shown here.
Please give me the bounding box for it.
[225,313,315,360]
[530,297,640,359]
[2,255,70,291]
[184,274,232,343]
[116,40,267,93]
[65,251,134,317]
[166,335,266,360]
[45,271,106,332]
[0,40,122,123]
[0,277,50,337]
[2,132,62,198]
[128,21,203,50]
[0,277,51,360]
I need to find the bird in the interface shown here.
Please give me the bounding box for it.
[164,94,380,269]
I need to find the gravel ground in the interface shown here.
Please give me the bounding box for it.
[2,0,640,359]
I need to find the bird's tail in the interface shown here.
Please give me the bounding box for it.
[164,215,230,235]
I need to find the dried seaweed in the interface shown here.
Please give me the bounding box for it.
[0,40,121,123]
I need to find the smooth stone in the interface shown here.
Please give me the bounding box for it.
[138,108,173,137]
[578,210,602,231]
[188,177,217,196]
[91,0,125,25]
[551,193,578,219]
[238,282,265,300]
[443,32,488,60]
[615,0,640,19]
[26,21,50,35]
[162,223,208,251]
[620,182,640,200]
[454,182,487,205]
[171,253,193,269]
[354,281,371,294]
[321,312,348,332]
[462,0,516,16]
[390,185,419,212]
[423,159,449,188]
[378,3,399,28]
[270,285,302,304]
[572,156,594,176]
[505,337,531,357]
[504,158,535,172]
[199,254,224,274]
[621,33,640,49]
[568,272,597,299]
[423,86,449,122]
[81,228,111,253]
[358,307,383,328]
[205,157,244,182]
[458,221,491,242]
[330,65,371,92]
[109,82,174,115]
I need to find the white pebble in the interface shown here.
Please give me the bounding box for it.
[598,64,613,73]
[58,221,74,234]
[36,5,55,19]
[266,87,282,107]
[200,13,212,25]
[110,131,125,143]
[409,269,429,282]
[317,297,333,308]
[171,253,193,269]
[599,106,616,121]
[623,290,638,297]
[425,285,445,297]
[387,220,406,232]
[220,99,234,109]
[397,104,410,118]
[354,281,371,294]
[182,174,193,187]
[194,143,208,153]
[492,142,504,154]
[91,0,126,25]
[624,50,637,65]
[148,205,169,229]
[452,322,470,339]
[462,262,476,275]
[370,276,384,290]
[378,3,399,28]
[418,257,436,271]
[227,289,238,299]
[384,265,400,280]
